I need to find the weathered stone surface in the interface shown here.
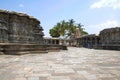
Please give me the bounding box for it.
[0,10,48,54]
[100,27,120,50]
[100,27,120,44]
[0,47,120,80]
[0,9,44,44]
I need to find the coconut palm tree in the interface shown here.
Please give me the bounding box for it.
[49,19,88,38]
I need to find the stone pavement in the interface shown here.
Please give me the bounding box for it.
[0,47,120,80]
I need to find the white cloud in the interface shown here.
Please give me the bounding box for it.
[90,0,120,9]
[88,20,119,34]
[19,4,24,8]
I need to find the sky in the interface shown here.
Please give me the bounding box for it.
[0,0,120,37]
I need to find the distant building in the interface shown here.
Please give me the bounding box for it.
[75,28,81,38]
[44,37,60,45]
[76,27,120,50]
[76,34,100,48]
[44,37,69,46]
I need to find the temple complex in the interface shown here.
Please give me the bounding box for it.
[0,9,119,54]
[45,27,120,50]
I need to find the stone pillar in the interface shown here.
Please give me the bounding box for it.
[114,31,118,44]
[50,39,52,45]
[118,29,120,44]
[55,40,57,45]
[0,30,2,42]
[82,38,84,47]
[94,37,96,45]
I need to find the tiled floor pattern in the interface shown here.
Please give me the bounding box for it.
[0,47,120,80]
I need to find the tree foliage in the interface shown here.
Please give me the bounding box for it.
[49,19,88,38]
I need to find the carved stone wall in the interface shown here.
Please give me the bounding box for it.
[0,10,44,44]
[100,27,120,45]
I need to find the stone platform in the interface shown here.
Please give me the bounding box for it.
[0,47,120,80]
[0,43,67,55]
[100,44,120,50]
[92,44,120,51]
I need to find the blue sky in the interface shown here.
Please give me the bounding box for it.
[0,0,120,37]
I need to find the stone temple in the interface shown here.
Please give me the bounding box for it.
[0,9,119,54]
[0,9,44,44]
[0,10,65,55]
[76,27,120,50]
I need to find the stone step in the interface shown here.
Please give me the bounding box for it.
[0,52,4,55]
[0,44,67,55]
[29,51,48,54]
[47,50,60,52]
[4,51,30,55]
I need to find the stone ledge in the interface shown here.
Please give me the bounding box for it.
[0,43,67,55]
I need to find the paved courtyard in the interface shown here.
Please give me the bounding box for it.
[0,47,120,80]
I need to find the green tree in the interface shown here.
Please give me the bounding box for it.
[49,19,88,38]
[49,27,60,37]
[68,19,76,35]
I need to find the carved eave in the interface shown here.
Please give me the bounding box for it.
[0,28,8,31]
[33,32,44,36]
[76,34,100,40]
[0,19,7,24]
[39,26,43,30]
[100,27,120,35]
[0,9,9,13]
[29,16,40,24]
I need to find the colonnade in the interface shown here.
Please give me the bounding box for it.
[44,38,60,45]
[76,34,100,48]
